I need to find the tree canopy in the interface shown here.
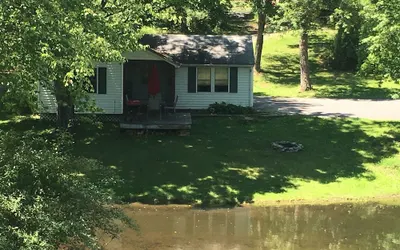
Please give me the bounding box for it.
[360,0,400,81]
[0,0,147,125]
[139,0,232,33]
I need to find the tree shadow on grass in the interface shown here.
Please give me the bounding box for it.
[259,32,333,86]
[313,76,399,99]
[65,116,400,206]
[257,54,398,99]
[257,32,397,99]
[2,116,399,206]
[258,53,321,87]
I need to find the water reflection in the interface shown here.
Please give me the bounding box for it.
[105,203,400,250]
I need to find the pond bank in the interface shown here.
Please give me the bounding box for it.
[250,194,400,207]
[127,194,400,208]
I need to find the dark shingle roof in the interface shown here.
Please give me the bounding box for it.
[140,34,255,66]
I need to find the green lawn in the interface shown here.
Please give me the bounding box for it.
[231,0,252,13]
[255,30,400,99]
[2,115,400,206]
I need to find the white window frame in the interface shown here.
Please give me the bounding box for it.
[93,67,100,94]
[91,66,108,95]
[195,67,230,93]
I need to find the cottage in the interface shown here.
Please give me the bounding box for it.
[39,34,255,119]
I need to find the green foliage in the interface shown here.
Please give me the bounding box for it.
[0,76,37,114]
[251,0,277,15]
[0,0,145,124]
[360,0,400,81]
[0,131,136,249]
[139,0,233,34]
[0,0,235,124]
[330,0,363,71]
[278,0,325,32]
[208,102,256,114]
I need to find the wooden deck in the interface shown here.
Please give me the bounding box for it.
[120,113,192,130]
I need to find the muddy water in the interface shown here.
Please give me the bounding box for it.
[105,203,400,250]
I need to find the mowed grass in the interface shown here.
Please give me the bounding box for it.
[254,30,400,99]
[2,115,400,206]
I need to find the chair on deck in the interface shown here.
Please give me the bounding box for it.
[125,95,142,121]
[147,94,162,120]
[164,95,179,115]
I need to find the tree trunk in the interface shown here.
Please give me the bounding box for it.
[299,30,312,91]
[57,103,71,129]
[54,81,73,129]
[178,7,189,33]
[255,11,266,73]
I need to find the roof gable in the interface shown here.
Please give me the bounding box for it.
[140,34,255,66]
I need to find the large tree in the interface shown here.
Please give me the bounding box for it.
[279,0,325,91]
[138,0,232,33]
[0,0,145,127]
[360,0,400,82]
[252,0,277,72]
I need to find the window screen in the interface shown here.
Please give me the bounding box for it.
[215,68,229,92]
[197,67,211,92]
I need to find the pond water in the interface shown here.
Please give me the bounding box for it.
[104,203,400,250]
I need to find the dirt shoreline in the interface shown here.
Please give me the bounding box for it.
[126,195,400,209]
[250,194,400,207]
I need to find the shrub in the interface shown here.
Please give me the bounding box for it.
[0,131,136,249]
[330,0,363,71]
[208,102,256,115]
[0,82,37,114]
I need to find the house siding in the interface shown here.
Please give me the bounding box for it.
[38,85,57,113]
[175,66,253,109]
[38,62,123,114]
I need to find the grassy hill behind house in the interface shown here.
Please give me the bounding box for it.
[254,30,400,99]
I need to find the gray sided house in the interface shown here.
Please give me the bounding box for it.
[39,34,255,116]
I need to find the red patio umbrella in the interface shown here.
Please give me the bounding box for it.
[148,64,160,96]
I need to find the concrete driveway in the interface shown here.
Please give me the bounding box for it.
[254,96,400,120]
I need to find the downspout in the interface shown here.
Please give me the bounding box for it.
[121,62,124,115]
[37,82,41,113]
[249,67,254,107]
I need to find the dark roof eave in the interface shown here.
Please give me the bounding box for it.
[146,48,181,68]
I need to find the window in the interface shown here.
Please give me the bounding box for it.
[215,68,229,92]
[197,67,211,92]
[89,67,107,94]
[188,66,237,93]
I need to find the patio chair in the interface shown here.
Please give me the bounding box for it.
[125,94,142,121]
[164,95,179,115]
[147,94,162,120]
